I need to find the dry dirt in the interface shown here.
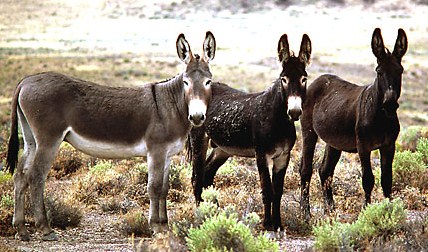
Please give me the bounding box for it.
[0,0,427,251]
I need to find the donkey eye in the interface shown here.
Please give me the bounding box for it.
[281,78,288,85]
[183,80,190,86]
[205,80,212,86]
[302,77,308,85]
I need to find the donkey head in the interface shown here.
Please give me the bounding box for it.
[371,28,408,118]
[176,31,216,127]
[277,33,312,121]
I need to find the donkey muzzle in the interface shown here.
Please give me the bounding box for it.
[382,90,399,117]
[188,99,207,127]
[287,96,303,121]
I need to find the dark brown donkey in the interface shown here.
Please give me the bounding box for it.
[6,32,216,241]
[188,34,311,231]
[300,28,408,219]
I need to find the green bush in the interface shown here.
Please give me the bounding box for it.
[313,219,353,251]
[393,150,426,189]
[398,126,428,151]
[0,194,13,209]
[89,160,113,174]
[186,211,278,252]
[416,137,428,164]
[0,171,12,184]
[352,198,406,240]
[313,199,407,251]
[201,186,219,203]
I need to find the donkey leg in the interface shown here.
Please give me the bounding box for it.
[28,146,60,241]
[300,128,318,220]
[256,153,274,230]
[319,146,341,214]
[13,160,30,241]
[379,145,395,199]
[13,109,34,241]
[358,151,374,206]
[158,157,172,232]
[204,148,230,187]
[147,152,166,233]
[272,152,290,231]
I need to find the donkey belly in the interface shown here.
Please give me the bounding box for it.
[65,127,148,158]
[313,115,358,153]
[217,145,255,157]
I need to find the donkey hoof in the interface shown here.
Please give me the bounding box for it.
[15,232,30,241]
[264,230,285,240]
[42,231,58,241]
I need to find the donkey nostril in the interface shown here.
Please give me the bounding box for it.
[288,109,302,121]
[200,114,205,121]
[188,115,193,121]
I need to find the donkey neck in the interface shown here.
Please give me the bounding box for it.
[263,79,288,119]
[152,74,189,126]
[359,76,392,121]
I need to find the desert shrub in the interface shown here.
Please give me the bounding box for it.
[0,171,14,236]
[0,171,12,184]
[313,199,407,251]
[0,194,13,209]
[352,199,406,240]
[416,137,428,163]
[194,187,221,225]
[393,150,427,190]
[120,210,151,237]
[398,126,428,151]
[72,161,128,205]
[0,208,14,236]
[100,197,137,214]
[313,219,353,251]
[214,159,253,189]
[367,212,428,251]
[400,186,428,210]
[50,143,84,179]
[283,203,312,235]
[186,211,278,252]
[45,193,83,229]
[89,160,113,174]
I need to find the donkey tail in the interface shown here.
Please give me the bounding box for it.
[6,83,22,174]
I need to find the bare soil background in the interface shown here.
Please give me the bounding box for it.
[0,0,427,251]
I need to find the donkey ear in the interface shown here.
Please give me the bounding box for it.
[277,34,290,63]
[203,31,216,62]
[298,34,312,66]
[393,28,408,61]
[176,33,194,64]
[371,28,386,59]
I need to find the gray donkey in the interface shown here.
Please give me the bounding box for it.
[6,32,216,241]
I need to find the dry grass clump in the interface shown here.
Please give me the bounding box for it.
[120,210,151,237]
[71,160,134,206]
[0,241,18,252]
[398,186,428,210]
[0,201,14,236]
[0,171,14,236]
[45,192,83,229]
[282,201,312,235]
[49,143,84,179]
[136,232,188,252]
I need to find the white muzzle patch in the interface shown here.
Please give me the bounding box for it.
[287,96,302,121]
[188,99,207,126]
[287,96,302,112]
